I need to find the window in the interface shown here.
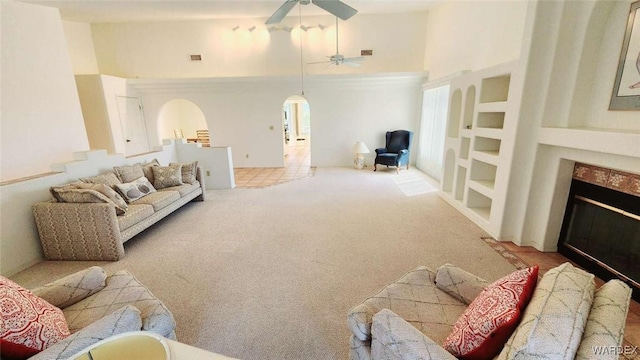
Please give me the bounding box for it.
[417,85,450,181]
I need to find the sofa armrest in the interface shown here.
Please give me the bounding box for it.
[575,280,632,360]
[372,309,457,360]
[194,166,205,201]
[33,202,124,261]
[435,263,488,305]
[31,267,107,309]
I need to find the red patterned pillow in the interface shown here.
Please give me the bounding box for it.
[0,276,71,358]
[443,266,539,360]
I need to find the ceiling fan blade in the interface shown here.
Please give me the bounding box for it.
[265,0,299,25]
[307,60,332,64]
[344,56,365,62]
[312,0,358,21]
[344,61,363,68]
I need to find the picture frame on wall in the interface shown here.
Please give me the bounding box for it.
[610,0,640,110]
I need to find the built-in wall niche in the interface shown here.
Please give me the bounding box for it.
[470,159,497,190]
[442,149,456,194]
[448,89,462,138]
[467,188,492,220]
[463,86,476,130]
[455,166,467,201]
[460,137,471,159]
[477,112,505,129]
[474,136,501,156]
[479,74,511,103]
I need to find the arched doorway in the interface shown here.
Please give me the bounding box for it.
[282,95,310,168]
[157,99,208,145]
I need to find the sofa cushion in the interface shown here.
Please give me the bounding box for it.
[157,181,201,198]
[497,262,595,360]
[62,271,176,338]
[30,305,142,360]
[152,164,183,189]
[0,276,70,358]
[142,159,160,184]
[117,204,155,231]
[49,184,127,215]
[114,177,157,203]
[171,161,198,184]
[80,172,121,187]
[113,163,145,183]
[130,190,180,211]
[443,266,538,360]
[575,280,632,360]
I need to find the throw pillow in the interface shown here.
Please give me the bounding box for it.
[114,177,157,203]
[152,163,183,189]
[497,262,595,360]
[0,276,70,358]
[80,172,121,187]
[443,266,539,360]
[142,159,160,184]
[50,183,128,215]
[113,163,145,183]
[170,161,198,184]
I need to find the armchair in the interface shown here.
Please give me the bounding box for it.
[26,266,176,359]
[347,263,631,360]
[374,130,413,173]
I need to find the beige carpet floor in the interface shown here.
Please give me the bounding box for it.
[13,167,517,359]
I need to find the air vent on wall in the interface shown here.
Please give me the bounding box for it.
[190,54,202,61]
[361,50,373,56]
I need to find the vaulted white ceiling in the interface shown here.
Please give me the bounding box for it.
[21,0,442,23]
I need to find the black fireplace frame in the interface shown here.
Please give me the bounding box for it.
[558,179,640,301]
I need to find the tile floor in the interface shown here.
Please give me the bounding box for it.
[234,139,314,188]
[485,238,639,359]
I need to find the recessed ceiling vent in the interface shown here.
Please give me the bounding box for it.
[190,54,202,61]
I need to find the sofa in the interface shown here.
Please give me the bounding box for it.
[1,266,176,359]
[348,262,632,360]
[32,160,205,261]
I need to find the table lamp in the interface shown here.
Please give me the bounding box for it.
[352,141,370,170]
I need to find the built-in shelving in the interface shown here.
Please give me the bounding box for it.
[440,61,520,238]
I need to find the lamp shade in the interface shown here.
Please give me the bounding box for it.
[352,141,370,154]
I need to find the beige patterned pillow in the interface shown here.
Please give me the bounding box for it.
[75,183,128,213]
[497,262,595,360]
[80,172,121,187]
[113,163,144,183]
[142,159,160,184]
[50,186,127,215]
[152,164,183,189]
[114,177,157,203]
[170,161,198,184]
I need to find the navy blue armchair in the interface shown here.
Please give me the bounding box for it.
[374,130,413,173]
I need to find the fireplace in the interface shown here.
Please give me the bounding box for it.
[558,163,640,300]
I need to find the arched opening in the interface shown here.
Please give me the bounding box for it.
[157,99,208,145]
[282,95,311,168]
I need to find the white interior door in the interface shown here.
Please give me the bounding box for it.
[117,95,149,156]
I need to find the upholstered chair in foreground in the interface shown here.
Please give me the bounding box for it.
[2,266,176,359]
[374,130,413,173]
[348,263,631,360]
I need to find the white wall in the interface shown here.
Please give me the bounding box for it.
[62,20,99,74]
[424,1,527,80]
[501,0,640,250]
[157,99,208,141]
[130,73,426,169]
[0,1,90,182]
[0,145,180,277]
[76,75,115,153]
[90,12,428,78]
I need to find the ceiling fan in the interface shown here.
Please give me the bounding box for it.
[265,0,357,25]
[308,17,365,67]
